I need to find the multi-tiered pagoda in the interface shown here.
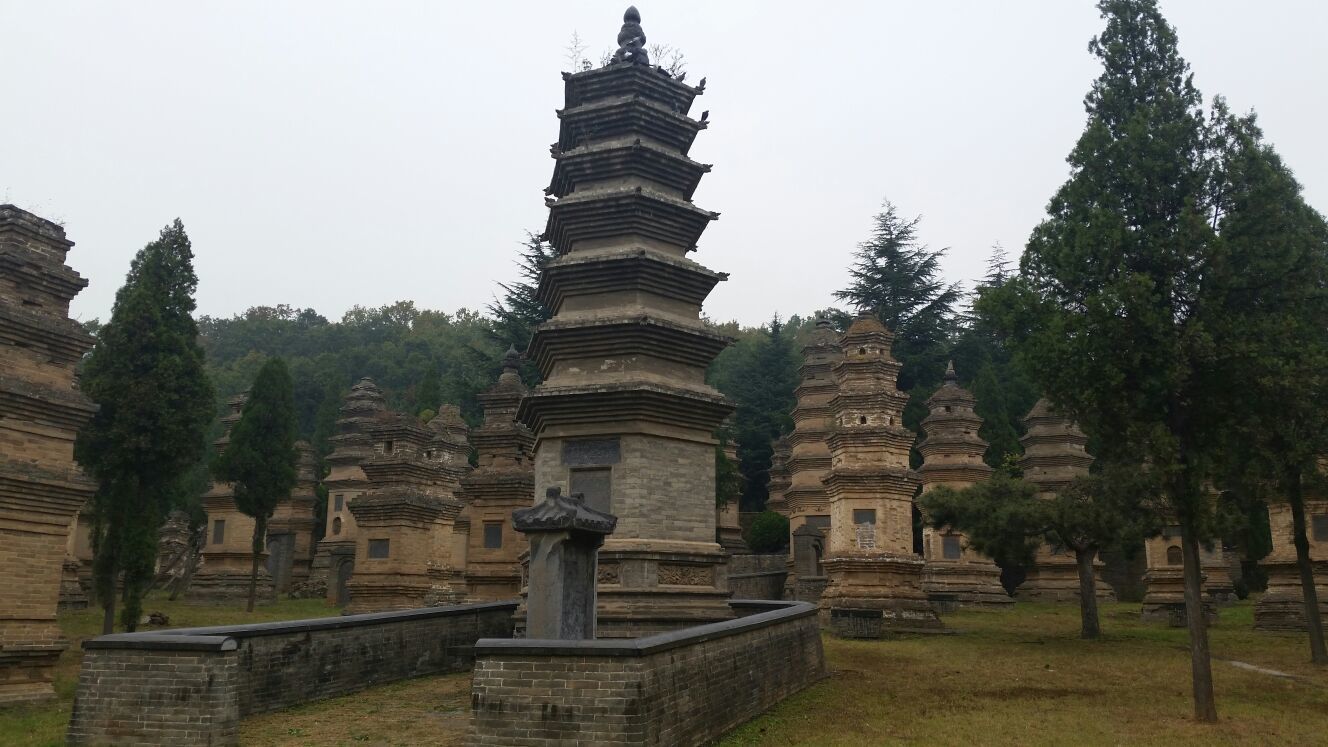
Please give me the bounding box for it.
[458,347,535,602]
[917,362,1010,608]
[821,313,942,635]
[265,441,320,594]
[1255,462,1328,630]
[516,7,734,636]
[191,391,278,604]
[310,377,388,605]
[1017,398,1114,602]
[0,205,97,704]
[781,319,841,601]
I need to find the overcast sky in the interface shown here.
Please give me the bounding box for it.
[4,1,1325,328]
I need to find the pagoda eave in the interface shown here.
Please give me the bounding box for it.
[549,139,711,199]
[528,314,731,377]
[517,382,732,436]
[544,189,718,254]
[562,62,702,115]
[536,248,724,310]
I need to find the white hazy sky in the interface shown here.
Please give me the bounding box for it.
[3,1,1325,328]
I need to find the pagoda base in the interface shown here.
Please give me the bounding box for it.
[187,557,276,605]
[785,572,828,604]
[821,553,943,637]
[1202,555,1238,605]
[464,570,522,604]
[1254,560,1328,632]
[0,634,65,705]
[1140,569,1218,626]
[345,571,464,615]
[311,540,356,606]
[921,560,1013,611]
[1017,558,1116,603]
[58,558,89,611]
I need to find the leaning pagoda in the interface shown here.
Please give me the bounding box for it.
[516,7,734,636]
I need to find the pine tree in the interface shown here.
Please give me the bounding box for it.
[834,200,963,395]
[416,365,442,416]
[488,231,556,378]
[76,219,214,633]
[976,0,1313,719]
[213,358,299,612]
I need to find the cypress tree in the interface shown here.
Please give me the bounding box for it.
[213,358,298,612]
[76,219,214,633]
[488,230,556,379]
[416,365,442,416]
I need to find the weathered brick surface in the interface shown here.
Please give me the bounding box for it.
[68,601,516,745]
[468,601,825,746]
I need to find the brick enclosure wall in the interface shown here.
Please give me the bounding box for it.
[68,601,517,746]
[468,600,825,746]
[728,553,789,600]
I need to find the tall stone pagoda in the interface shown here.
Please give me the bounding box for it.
[820,313,942,635]
[344,408,469,613]
[0,205,97,704]
[1255,468,1328,630]
[782,318,841,602]
[765,436,792,516]
[917,362,1010,608]
[1016,398,1114,602]
[430,403,477,593]
[265,441,320,594]
[516,7,734,636]
[191,391,277,604]
[310,377,387,606]
[458,347,535,602]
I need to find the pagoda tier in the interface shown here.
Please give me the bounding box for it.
[545,187,718,255]
[459,348,536,602]
[0,206,96,705]
[310,377,388,605]
[536,247,725,314]
[820,313,941,636]
[557,97,706,156]
[917,363,1010,609]
[764,436,792,515]
[1016,398,1114,603]
[550,138,711,199]
[518,9,733,637]
[782,319,840,603]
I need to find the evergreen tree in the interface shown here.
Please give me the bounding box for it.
[488,231,556,379]
[922,469,1157,639]
[416,365,442,416]
[975,0,1328,718]
[76,219,214,633]
[834,199,962,396]
[213,358,299,612]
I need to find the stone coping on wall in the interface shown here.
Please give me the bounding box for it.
[81,599,519,649]
[475,599,815,657]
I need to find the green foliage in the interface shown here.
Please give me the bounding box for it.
[714,441,742,508]
[416,366,442,416]
[213,358,298,610]
[709,316,800,510]
[746,511,790,553]
[487,231,556,382]
[76,219,214,632]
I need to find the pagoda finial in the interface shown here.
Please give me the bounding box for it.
[944,360,957,384]
[503,344,521,372]
[613,6,650,65]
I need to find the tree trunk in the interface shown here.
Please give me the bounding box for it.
[1287,468,1328,665]
[101,596,116,635]
[1180,518,1218,722]
[1075,546,1101,640]
[248,516,265,613]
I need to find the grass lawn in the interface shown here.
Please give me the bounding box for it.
[4,597,1325,745]
[0,594,337,747]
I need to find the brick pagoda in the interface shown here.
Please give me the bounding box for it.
[1017,398,1114,602]
[265,441,320,594]
[0,205,97,704]
[918,362,1010,608]
[1254,469,1327,630]
[781,319,841,602]
[517,8,734,636]
[190,391,277,604]
[458,347,535,602]
[764,435,792,516]
[310,377,387,605]
[820,313,942,635]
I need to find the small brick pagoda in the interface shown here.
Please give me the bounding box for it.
[1254,470,1328,630]
[265,441,320,594]
[0,205,98,704]
[781,319,841,601]
[918,362,1010,608]
[190,391,277,604]
[344,407,469,613]
[1016,398,1115,602]
[820,313,942,635]
[310,377,388,606]
[457,347,535,602]
[764,435,792,516]
[516,8,735,636]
